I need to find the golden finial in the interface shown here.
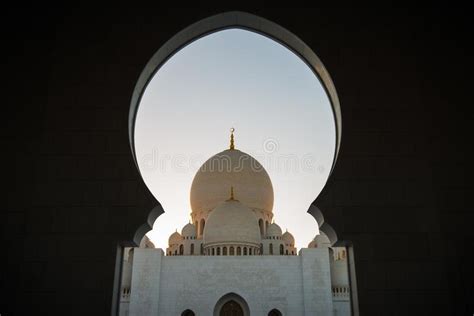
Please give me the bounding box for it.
[230,127,235,150]
[230,186,235,200]
[227,185,238,201]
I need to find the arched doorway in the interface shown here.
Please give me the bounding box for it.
[220,300,244,316]
[213,293,250,316]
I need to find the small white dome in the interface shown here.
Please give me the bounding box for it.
[308,232,331,248]
[168,231,182,246]
[282,231,295,244]
[203,199,261,246]
[181,223,197,237]
[266,223,282,237]
[140,235,155,248]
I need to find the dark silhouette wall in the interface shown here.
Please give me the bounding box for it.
[2,7,472,316]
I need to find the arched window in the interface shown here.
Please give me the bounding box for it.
[237,247,241,255]
[269,243,273,255]
[230,246,234,255]
[174,250,177,255]
[212,248,215,255]
[223,247,227,255]
[200,219,205,236]
[291,250,294,255]
[179,244,184,255]
[286,250,288,255]
[265,221,269,232]
[259,219,264,235]
[280,244,284,255]
[249,248,253,255]
[181,309,195,316]
[243,247,247,255]
[217,247,221,255]
[190,244,194,255]
[268,308,282,316]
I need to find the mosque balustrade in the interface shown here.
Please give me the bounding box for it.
[331,285,350,299]
[121,287,131,301]
[204,244,260,256]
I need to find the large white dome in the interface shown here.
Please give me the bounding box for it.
[203,199,261,247]
[190,149,274,217]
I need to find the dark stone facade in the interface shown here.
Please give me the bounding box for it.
[2,7,472,315]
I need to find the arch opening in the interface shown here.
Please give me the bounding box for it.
[130,11,342,250]
[114,10,355,315]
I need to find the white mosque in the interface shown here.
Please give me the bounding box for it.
[118,130,353,316]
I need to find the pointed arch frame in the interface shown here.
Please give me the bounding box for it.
[116,12,359,315]
[213,292,251,316]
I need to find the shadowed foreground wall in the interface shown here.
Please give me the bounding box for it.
[1,6,472,316]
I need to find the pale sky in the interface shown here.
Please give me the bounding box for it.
[134,29,336,249]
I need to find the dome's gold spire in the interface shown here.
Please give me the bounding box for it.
[229,127,235,150]
[227,186,238,201]
[230,186,235,200]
